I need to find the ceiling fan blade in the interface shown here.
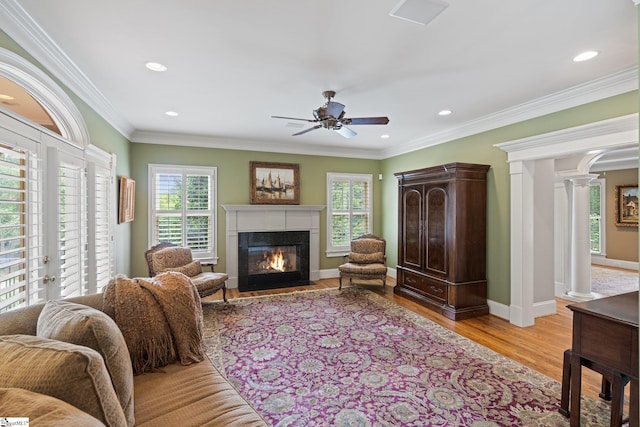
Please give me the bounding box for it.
[272,115,317,122]
[292,124,322,136]
[344,116,390,125]
[334,126,357,138]
[325,102,345,118]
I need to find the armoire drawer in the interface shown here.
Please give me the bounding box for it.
[401,271,447,303]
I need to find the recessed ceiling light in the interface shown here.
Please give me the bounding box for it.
[145,62,167,72]
[438,109,452,116]
[0,94,15,100]
[165,111,179,117]
[573,51,599,62]
[381,134,390,139]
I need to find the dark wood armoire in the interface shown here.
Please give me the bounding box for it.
[394,163,490,320]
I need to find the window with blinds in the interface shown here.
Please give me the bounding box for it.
[149,165,217,261]
[88,163,115,293]
[57,159,87,299]
[326,173,373,256]
[0,144,44,312]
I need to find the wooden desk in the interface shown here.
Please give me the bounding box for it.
[563,291,638,427]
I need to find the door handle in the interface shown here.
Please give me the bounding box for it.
[43,275,56,283]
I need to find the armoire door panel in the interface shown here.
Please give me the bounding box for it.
[402,187,422,269]
[425,186,447,275]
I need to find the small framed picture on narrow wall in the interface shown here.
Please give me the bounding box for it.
[118,176,135,223]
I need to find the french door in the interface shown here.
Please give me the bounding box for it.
[0,114,115,312]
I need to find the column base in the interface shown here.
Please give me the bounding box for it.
[567,290,596,301]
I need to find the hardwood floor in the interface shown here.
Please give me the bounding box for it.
[205,277,627,410]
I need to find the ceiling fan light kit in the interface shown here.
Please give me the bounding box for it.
[272,90,389,138]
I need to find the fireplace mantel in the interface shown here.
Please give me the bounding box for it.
[222,204,325,288]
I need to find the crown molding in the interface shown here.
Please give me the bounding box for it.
[0,0,134,139]
[130,130,384,160]
[382,67,638,159]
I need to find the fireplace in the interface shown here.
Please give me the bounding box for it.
[238,231,310,292]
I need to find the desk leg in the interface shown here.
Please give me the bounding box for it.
[630,378,638,427]
[609,374,624,427]
[600,377,612,401]
[559,349,571,417]
[569,354,582,427]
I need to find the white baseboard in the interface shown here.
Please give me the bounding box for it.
[533,299,557,317]
[487,299,510,321]
[591,254,638,271]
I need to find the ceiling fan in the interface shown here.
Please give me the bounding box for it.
[272,90,389,138]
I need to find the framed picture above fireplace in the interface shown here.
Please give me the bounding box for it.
[250,161,299,205]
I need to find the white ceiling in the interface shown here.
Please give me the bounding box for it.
[0,0,637,160]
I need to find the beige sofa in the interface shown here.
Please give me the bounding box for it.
[0,293,269,427]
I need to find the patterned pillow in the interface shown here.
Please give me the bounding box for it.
[0,387,104,426]
[160,260,202,277]
[152,247,193,272]
[37,300,134,426]
[0,334,127,427]
[349,251,385,264]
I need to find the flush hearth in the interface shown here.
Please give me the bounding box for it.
[238,231,310,292]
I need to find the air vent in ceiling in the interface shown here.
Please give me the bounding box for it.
[389,0,449,26]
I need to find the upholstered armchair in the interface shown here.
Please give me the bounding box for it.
[145,242,228,302]
[338,234,387,290]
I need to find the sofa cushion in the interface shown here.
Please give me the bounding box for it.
[0,334,127,427]
[0,387,105,426]
[37,300,134,426]
[133,357,268,427]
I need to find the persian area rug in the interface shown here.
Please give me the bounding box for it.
[202,288,610,427]
[591,265,638,297]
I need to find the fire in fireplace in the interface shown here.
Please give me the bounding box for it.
[238,231,310,292]
[248,245,297,275]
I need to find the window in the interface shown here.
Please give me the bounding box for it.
[589,179,605,255]
[0,50,115,312]
[149,165,218,262]
[326,173,372,256]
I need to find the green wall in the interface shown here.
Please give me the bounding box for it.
[129,144,381,277]
[381,91,638,305]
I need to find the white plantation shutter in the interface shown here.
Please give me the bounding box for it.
[326,173,373,256]
[150,165,217,261]
[0,141,45,312]
[87,158,115,294]
[56,155,87,299]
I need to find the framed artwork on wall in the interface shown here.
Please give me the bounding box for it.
[250,161,299,205]
[614,184,638,227]
[118,176,136,223]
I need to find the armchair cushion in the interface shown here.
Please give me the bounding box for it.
[349,251,385,264]
[151,246,193,273]
[160,260,202,278]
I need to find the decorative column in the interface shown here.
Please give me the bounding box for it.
[567,175,598,300]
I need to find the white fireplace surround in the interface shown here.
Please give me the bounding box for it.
[222,205,325,289]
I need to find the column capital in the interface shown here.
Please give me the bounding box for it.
[569,175,598,187]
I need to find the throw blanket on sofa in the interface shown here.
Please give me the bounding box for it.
[103,272,205,374]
